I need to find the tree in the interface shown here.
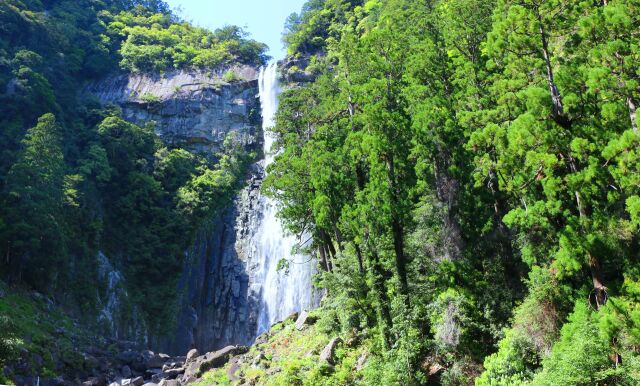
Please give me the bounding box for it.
[1,114,66,290]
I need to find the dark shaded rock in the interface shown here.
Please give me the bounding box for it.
[82,376,106,386]
[285,312,299,324]
[118,351,141,366]
[253,332,270,346]
[151,366,183,384]
[145,354,167,370]
[121,365,132,378]
[145,368,162,378]
[319,338,343,365]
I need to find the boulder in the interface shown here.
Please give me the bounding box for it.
[184,345,249,378]
[118,351,141,366]
[355,352,369,371]
[185,349,199,363]
[319,338,343,365]
[158,380,180,386]
[121,365,132,378]
[253,332,270,346]
[122,376,144,386]
[145,355,167,370]
[295,311,318,330]
[151,367,183,383]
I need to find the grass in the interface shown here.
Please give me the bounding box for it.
[0,281,97,381]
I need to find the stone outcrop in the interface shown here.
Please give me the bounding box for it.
[165,163,267,354]
[319,338,343,365]
[183,345,249,379]
[86,65,261,155]
[87,66,266,355]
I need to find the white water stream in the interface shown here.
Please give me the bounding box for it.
[253,62,316,335]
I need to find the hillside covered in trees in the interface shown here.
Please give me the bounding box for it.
[1,0,640,385]
[0,0,267,371]
[260,0,640,384]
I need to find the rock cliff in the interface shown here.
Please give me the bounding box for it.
[86,65,262,155]
[87,65,268,354]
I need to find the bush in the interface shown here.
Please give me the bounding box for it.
[222,70,241,83]
[0,315,20,367]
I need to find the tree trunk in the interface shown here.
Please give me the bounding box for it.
[354,243,365,274]
[318,246,329,272]
[536,7,570,128]
[366,235,393,349]
[569,157,607,309]
[434,158,464,261]
[386,154,409,294]
[588,251,607,309]
[628,96,638,134]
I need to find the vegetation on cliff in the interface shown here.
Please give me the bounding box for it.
[261,0,640,384]
[0,0,264,358]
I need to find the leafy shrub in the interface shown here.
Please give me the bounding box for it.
[0,315,20,367]
[222,69,241,83]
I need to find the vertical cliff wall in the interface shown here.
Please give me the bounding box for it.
[88,66,266,353]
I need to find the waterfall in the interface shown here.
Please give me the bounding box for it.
[252,62,316,335]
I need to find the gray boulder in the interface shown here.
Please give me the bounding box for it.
[184,345,249,378]
[122,376,144,386]
[295,311,318,330]
[185,349,199,363]
[158,380,181,386]
[319,338,343,365]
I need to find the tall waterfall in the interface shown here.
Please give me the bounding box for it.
[253,62,316,335]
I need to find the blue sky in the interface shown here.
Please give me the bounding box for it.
[164,0,307,59]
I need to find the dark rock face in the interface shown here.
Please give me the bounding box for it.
[165,164,266,354]
[87,67,265,354]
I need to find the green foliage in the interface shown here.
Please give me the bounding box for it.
[222,69,241,83]
[0,0,262,342]
[1,114,66,290]
[530,302,620,386]
[106,11,268,72]
[0,315,20,371]
[270,0,640,384]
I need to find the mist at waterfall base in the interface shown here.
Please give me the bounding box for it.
[253,62,317,335]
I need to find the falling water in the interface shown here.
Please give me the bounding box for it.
[253,62,316,335]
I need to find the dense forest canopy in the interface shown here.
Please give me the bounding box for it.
[0,0,264,338]
[265,0,640,384]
